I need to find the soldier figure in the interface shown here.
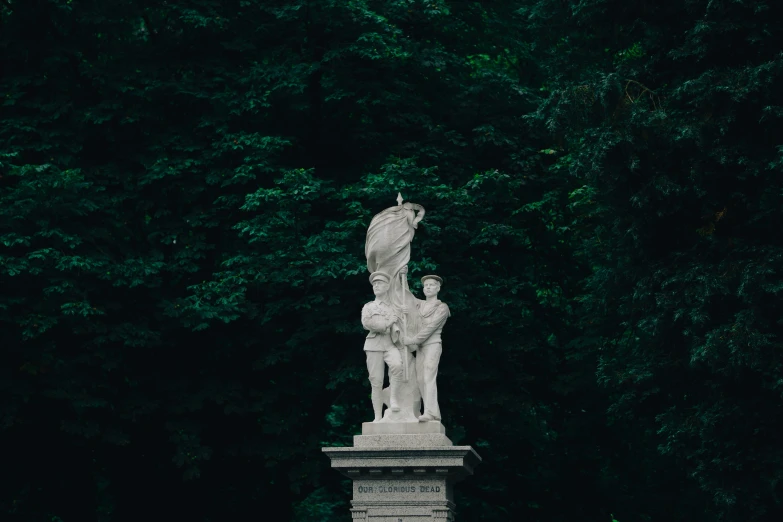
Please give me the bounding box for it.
[404,275,450,422]
[361,271,404,422]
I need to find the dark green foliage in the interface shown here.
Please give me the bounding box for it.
[1,0,782,521]
[525,0,783,520]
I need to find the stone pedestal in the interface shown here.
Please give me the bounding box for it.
[322,423,481,521]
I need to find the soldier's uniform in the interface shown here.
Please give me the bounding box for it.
[409,275,450,421]
[362,272,403,419]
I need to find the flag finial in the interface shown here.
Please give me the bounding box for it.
[396,192,403,206]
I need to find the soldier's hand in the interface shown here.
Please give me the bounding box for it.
[401,306,409,314]
[400,265,408,275]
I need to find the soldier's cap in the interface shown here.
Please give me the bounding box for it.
[369,271,391,284]
[421,275,443,285]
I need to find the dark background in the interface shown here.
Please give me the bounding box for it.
[2,1,782,520]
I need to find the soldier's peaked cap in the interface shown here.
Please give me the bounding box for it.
[369,271,391,284]
[421,275,443,285]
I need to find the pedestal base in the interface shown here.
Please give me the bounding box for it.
[323,427,481,521]
[362,421,445,435]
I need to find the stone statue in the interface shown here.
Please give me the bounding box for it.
[365,192,425,352]
[327,198,480,522]
[363,194,427,423]
[403,275,449,422]
[361,271,405,421]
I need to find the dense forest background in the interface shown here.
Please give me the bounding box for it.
[2,0,783,520]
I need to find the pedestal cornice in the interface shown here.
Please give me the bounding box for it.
[322,445,481,481]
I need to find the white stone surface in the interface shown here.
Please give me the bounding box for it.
[322,446,481,477]
[406,276,449,422]
[380,354,421,423]
[354,433,453,448]
[362,421,445,435]
[329,194,478,520]
[362,194,451,425]
[322,444,481,521]
[363,194,427,423]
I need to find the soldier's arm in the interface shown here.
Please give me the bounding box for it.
[409,304,450,345]
[362,304,394,332]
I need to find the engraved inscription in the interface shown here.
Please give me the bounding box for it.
[355,484,442,494]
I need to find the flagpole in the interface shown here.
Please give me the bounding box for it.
[400,270,409,382]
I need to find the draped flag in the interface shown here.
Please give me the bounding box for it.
[365,195,424,348]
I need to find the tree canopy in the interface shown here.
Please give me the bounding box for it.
[1,1,782,521]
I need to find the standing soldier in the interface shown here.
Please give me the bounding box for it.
[361,271,404,422]
[403,275,450,422]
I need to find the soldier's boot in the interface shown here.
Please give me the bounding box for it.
[389,380,401,412]
[371,386,383,421]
